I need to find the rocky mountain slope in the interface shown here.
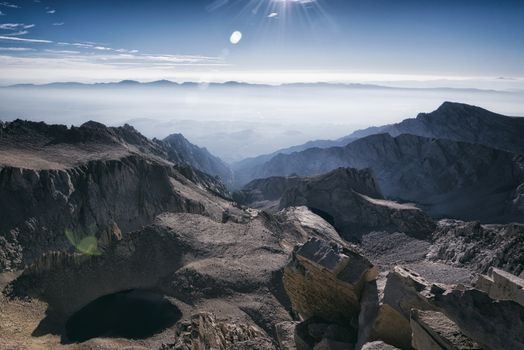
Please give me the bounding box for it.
[162,133,233,185]
[1,117,524,350]
[236,133,524,222]
[232,102,524,189]
[0,120,235,271]
[235,168,435,241]
[348,102,524,154]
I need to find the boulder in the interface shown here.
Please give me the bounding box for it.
[410,309,480,350]
[295,317,357,350]
[161,312,274,350]
[434,288,524,350]
[283,238,378,326]
[356,266,449,349]
[382,266,440,319]
[474,267,524,306]
[275,321,298,350]
[361,341,400,350]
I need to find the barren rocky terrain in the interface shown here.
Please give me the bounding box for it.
[1,116,523,350]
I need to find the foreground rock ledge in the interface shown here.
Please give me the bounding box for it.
[283,237,378,328]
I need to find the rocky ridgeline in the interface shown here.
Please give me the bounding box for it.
[236,168,436,241]
[281,237,524,350]
[0,120,236,271]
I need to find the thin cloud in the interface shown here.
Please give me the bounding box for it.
[268,12,278,18]
[0,23,35,30]
[0,35,52,43]
[4,30,28,36]
[52,22,64,26]
[0,47,34,51]
[45,49,80,54]
[0,2,18,8]
[46,9,56,14]
[0,10,4,16]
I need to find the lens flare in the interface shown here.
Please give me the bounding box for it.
[230,31,243,44]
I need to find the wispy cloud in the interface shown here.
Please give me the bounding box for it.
[0,46,34,51]
[52,22,64,26]
[0,10,4,16]
[268,12,278,18]
[4,30,27,36]
[46,9,56,14]
[0,35,52,43]
[0,23,35,30]
[45,49,80,54]
[0,2,18,8]
[0,23,35,36]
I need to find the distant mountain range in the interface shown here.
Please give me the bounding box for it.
[3,80,509,93]
[233,102,524,185]
[233,102,524,223]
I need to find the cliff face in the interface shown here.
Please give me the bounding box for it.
[0,120,236,271]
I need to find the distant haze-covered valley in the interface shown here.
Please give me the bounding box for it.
[1,81,523,162]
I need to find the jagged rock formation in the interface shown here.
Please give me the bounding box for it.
[237,168,436,241]
[163,133,233,185]
[161,312,274,350]
[428,220,524,277]
[236,133,524,223]
[0,120,236,271]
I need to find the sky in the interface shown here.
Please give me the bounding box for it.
[0,0,523,86]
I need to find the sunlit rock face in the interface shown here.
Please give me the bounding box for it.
[283,238,378,325]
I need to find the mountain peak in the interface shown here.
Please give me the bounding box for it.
[80,120,108,129]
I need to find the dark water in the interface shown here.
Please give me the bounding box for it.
[65,289,182,342]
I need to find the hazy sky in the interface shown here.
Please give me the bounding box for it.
[0,0,523,85]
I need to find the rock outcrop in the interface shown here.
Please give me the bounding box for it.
[161,312,274,350]
[410,310,480,350]
[283,238,378,326]
[428,220,524,276]
[237,168,436,241]
[475,267,524,306]
[434,288,524,350]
